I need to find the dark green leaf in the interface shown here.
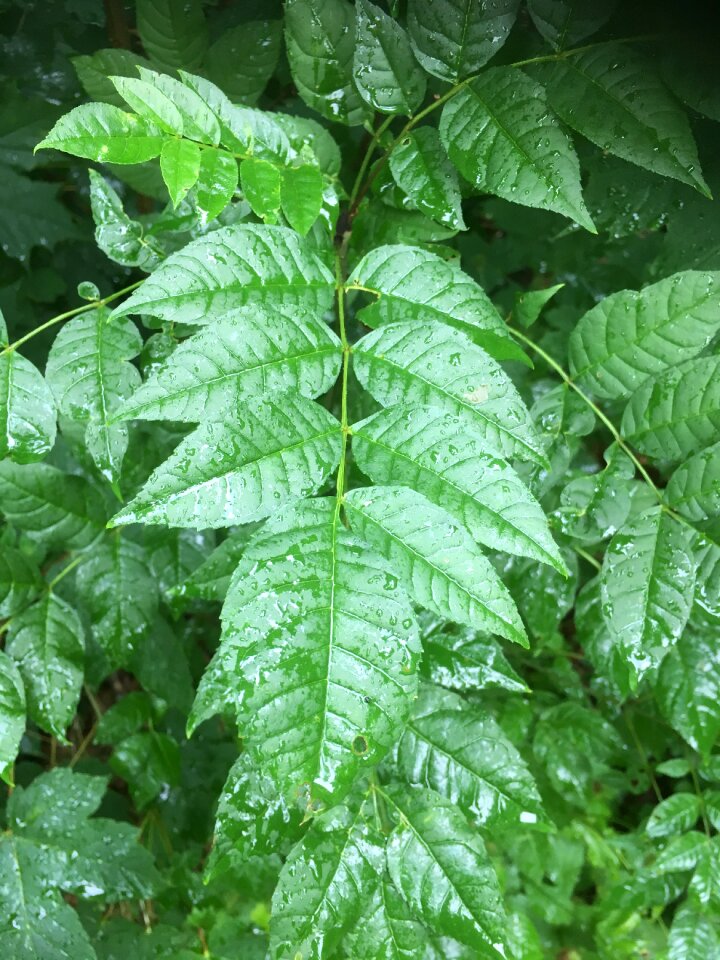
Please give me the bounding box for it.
[354,0,426,116]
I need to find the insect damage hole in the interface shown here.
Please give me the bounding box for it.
[352,734,369,756]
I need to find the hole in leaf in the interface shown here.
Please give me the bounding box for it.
[352,735,369,756]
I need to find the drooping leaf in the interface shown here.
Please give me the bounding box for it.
[6,593,84,741]
[389,127,465,231]
[407,0,521,81]
[190,498,421,803]
[196,147,238,223]
[353,321,546,465]
[600,507,696,681]
[0,651,25,785]
[440,67,595,231]
[0,549,42,618]
[344,486,528,646]
[136,0,208,71]
[0,462,105,549]
[285,0,370,126]
[240,157,282,221]
[89,170,158,269]
[281,164,324,236]
[655,626,720,756]
[111,224,335,325]
[114,304,341,422]
[621,356,720,461]
[354,0,426,116]
[568,271,720,400]
[352,405,565,571]
[527,0,618,48]
[270,801,384,959]
[36,103,165,164]
[112,396,342,529]
[535,45,710,196]
[383,784,506,955]
[160,138,201,208]
[0,348,56,463]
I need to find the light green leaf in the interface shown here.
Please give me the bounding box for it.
[281,164,324,236]
[569,271,720,400]
[76,536,158,666]
[6,594,84,741]
[160,138,200,208]
[419,618,527,694]
[344,486,528,646]
[240,157,282,221]
[396,695,545,829]
[136,0,208,71]
[0,651,25,785]
[114,304,341,422]
[389,127,465,231]
[646,793,701,838]
[190,498,421,802]
[690,839,720,906]
[344,874,432,960]
[0,462,105,549]
[270,801,384,960]
[174,530,252,602]
[0,349,56,463]
[73,48,154,107]
[527,0,618,49]
[655,627,720,756]
[285,0,370,126]
[204,20,282,106]
[512,284,564,329]
[621,356,720,461]
[349,244,522,362]
[88,170,158,270]
[110,76,183,135]
[535,45,710,196]
[36,103,165,164]
[440,67,594,230]
[667,442,720,521]
[384,784,506,955]
[600,507,695,680]
[407,0,520,81]
[668,905,719,960]
[111,223,335,324]
[0,549,42,618]
[354,0,426,116]
[46,309,142,487]
[654,831,707,873]
[353,321,546,465]
[112,396,342,529]
[352,405,564,571]
[136,67,221,144]
[196,148,238,223]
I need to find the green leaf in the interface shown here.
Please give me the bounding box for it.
[568,271,720,401]
[354,0,426,116]
[646,793,701,838]
[501,550,578,644]
[136,0,208,72]
[46,309,142,487]
[600,507,695,681]
[396,692,545,829]
[136,67,221,145]
[95,691,155,745]
[344,486,528,646]
[76,536,158,665]
[349,244,523,363]
[654,831,707,873]
[621,356,720,461]
[0,462,105,549]
[440,67,595,231]
[36,103,165,164]
[666,442,720,521]
[174,530,252,602]
[112,396,342,529]
[111,224,335,325]
[114,304,341,422]
[73,48,154,107]
[109,731,181,808]
[667,905,719,960]
[6,593,84,741]
[240,158,282,221]
[512,285,564,329]
[88,170,157,270]
[0,548,42,618]
[160,139,201,208]
[352,405,564,571]
[535,45,710,196]
[196,147,238,223]
[419,618,528,694]
[655,627,720,756]
[383,784,506,955]
[281,165,324,236]
[204,20,282,106]
[190,498,421,803]
[285,0,370,126]
[270,801,384,960]
[353,321,546,465]
[527,0,618,49]
[0,168,82,261]
[0,348,56,463]
[407,0,520,82]
[690,839,720,906]
[389,127,465,231]
[0,651,25,785]
[344,874,431,959]
[110,76,183,135]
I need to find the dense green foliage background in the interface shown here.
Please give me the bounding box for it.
[2,1,720,957]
